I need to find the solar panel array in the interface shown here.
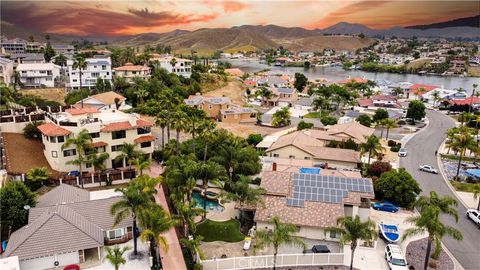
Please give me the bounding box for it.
[286,173,373,208]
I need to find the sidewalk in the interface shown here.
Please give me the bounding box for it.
[148,164,188,270]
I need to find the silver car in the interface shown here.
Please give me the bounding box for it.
[398,148,407,157]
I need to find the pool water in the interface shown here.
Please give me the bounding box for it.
[192,191,224,212]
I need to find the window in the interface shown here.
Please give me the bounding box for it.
[89,132,100,138]
[329,231,340,239]
[51,151,58,158]
[111,145,123,152]
[107,228,124,240]
[49,136,56,143]
[63,149,76,157]
[57,136,65,143]
[96,146,106,153]
[289,155,295,159]
[140,141,151,148]
[304,156,311,160]
[273,153,279,157]
[112,130,126,140]
[137,127,150,135]
[102,65,106,70]
[73,79,77,82]
[91,72,100,78]
[85,162,92,168]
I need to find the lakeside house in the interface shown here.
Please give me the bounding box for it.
[254,171,373,240]
[16,63,61,88]
[184,93,257,123]
[407,84,438,100]
[113,63,151,83]
[151,55,192,78]
[3,184,132,270]
[37,108,154,173]
[66,56,113,89]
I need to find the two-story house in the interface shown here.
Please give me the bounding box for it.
[0,57,14,85]
[113,63,151,83]
[67,56,113,89]
[16,63,61,88]
[37,108,154,172]
[74,91,131,111]
[152,55,192,78]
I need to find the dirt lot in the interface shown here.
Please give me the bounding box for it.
[205,80,247,105]
[19,88,67,104]
[217,122,290,138]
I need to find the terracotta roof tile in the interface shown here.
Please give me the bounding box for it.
[134,135,155,144]
[91,141,108,147]
[136,119,153,128]
[65,107,99,115]
[37,123,71,136]
[113,64,150,72]
[100,121,133,132]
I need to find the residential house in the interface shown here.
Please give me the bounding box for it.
[74,91,130,111]
[356,95,400,109]
[421,88,463,104]
[10,53,45,65]
[257,75,291,88]
[0,57,14,85]
[16,63,61,88]
[113,63,151,83]
[407,84,438,100]
[0,38,27,54]
[52,44,75,56]
[293,96,315,111]
[262,157,362,178]
[67,56,113,89]
[4,184,132,270]
[37,108,154,173]
[152,55,192,78]
[254,171,374,240]
[184,93,256,123]
[445,97,480,110]
[269,87,298,107]
[25,42,45,52]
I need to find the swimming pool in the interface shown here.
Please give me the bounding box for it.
[192,191,224,212]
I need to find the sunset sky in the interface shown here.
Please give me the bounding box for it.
[1,1,478,36]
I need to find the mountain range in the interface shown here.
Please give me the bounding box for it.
[1,16,478,54]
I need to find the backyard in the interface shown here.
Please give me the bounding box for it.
[197,219,245,242]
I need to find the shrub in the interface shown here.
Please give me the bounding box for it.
[297,120,314,130]
[369,161,392,177]
[390,146,400,152]
[374,168,421,208]
[356,114,372,127]
[251,177,261,185]
[246,133,263,146]
[152,149,164,162]
[320,115,337,126]
[387,140,397,147]
[23,121,43,140]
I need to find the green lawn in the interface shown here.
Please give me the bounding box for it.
[196,219,245,242]
[303,112,322,118]
[441,154,480,162]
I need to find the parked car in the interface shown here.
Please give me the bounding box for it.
[419,165,438,174]
[372,202,399,213]
[385,244,409,270]
[466,209,480,228]
[398,148,407,157]
[311,245,330,253]
[63,265,80,270]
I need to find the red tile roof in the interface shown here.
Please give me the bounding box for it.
[37,123,71,136]
[91,141,108,147]
[100,121,133,132]
[449,97,480,106]
[66,107,99,115]
[339,77,368,84]
[409,84,438,94]
[136,119,153,128]
[134,135,156,144]
[357,99,374,107]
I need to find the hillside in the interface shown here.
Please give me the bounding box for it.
[406,15,480,29]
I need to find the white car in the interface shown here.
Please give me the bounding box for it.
[398,148,407,157]
[385,244,409,270]
[419,165,438,174]
[466,209,480,228]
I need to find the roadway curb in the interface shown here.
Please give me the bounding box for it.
[436,141,471,210]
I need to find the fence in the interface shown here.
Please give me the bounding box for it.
[200,253,345,270]
[0,105,71,124]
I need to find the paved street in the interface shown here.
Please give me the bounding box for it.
[400,110,480,270]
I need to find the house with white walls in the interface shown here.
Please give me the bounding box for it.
[16,63,61,88]
[67,56,112,88]
[152,55,192,77]
[0,57,14,85]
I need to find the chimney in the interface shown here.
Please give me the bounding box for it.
[272,162,277,171]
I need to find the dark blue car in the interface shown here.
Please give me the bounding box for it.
[371,202,399,213]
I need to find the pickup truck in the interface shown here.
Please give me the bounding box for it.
[419,165,438,174]
[466,209,480,228]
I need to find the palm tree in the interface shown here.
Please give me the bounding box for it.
[228,175,264,226]
[325,216,377,270]
[271,107,291,127]
[88,152,109,186]
[360,135,384,165]
[111,176,160,255]
[170,57,177,69]
[383,118,397,140]
[392,87,403,97]
[175,200,204,237]
[254,216,307,270]
[105,245,131,270]
[450,130,477,177]
[415,87,427,100]
[73,56,87,90]
[180,235,205,262]
[26,167,49,185]
[156,110,169,149]
[199,119,216,162]
[197,161,226,219]
[171,110,188,153]
[62,129,92,188]
[133,155,151,176]
[402,192,463,269]
[114,143,141,170]
[430,90,440,107]
[138,204,176,269]
[472,184,480,210]
[375,120,386,139]
[257,86,273,106]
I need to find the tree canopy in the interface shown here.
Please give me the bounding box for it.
[0,181,36,233]
[374,168,421,208]
[406,100,426,121]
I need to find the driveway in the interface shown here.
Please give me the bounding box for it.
[400,110,480,270]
